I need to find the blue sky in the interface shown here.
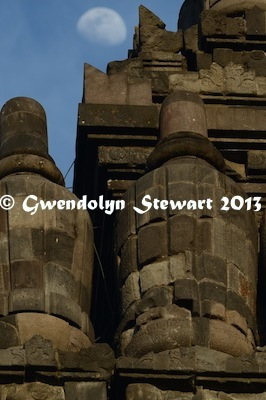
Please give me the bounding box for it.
[0,1,183,188]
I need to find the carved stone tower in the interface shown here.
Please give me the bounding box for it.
[115,91,258,359]
[1,0,266,399]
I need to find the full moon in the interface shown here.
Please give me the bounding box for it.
[77,7,127,46]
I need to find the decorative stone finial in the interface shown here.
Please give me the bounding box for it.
[0,97,64,185]
[147,91,225,172]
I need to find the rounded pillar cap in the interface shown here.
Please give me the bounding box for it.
[160,90,208,140]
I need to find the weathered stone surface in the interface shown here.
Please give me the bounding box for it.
[201,11,246,37]
[79,343,115,371]
[160,91,208,139]
[196,52,213,70]
[126,383,193,400]
[139,5,165,29]
[0,346,25,367]
[138,221,168,266]
[9,288,45,312]
[248,151,266,173]
[98,146,153,167]
[0,321,19,349]
[137,286,174,313]
[25,335,56,368]
[170,63,266,96]
[64,382,107,400]
[206,104,266,132]
[118,236,138,285]
[138,6,183,53]
[49,292,82,329]
[125,305,192,357]
[139,260,177,293]
[5,383,65,400]
[246,6,266,36]
[213,49,266,76]
[16,313,92,352]
[121,272,141,314]
[140,26,183,53]
[210,319,254,356]
[206,0,266,13]
[184,25,199,52]
[83,64,152,105]
[79,103,159,133]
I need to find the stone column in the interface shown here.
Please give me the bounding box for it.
[0,97,94,352]
[115,91,258,358]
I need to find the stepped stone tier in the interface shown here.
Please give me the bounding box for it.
[2,0,266,399]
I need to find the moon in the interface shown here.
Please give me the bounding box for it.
[77,7,127,46]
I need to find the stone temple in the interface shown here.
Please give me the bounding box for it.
[1,0,266,399]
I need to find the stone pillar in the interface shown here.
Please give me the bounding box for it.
[115,91,258,358]
[0,97,94,352]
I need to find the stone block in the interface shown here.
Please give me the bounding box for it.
[16,313,91,352]
[83,64,152,106]
[196,252,227,285]
[213,48,266,76]
[25,335,57,368]
[121,272,140,314]
[137,285,173,313]
[135,167,167,229]
[174,278,199,313]
[79,103,158,130]
[210,319,254,356]
[136,184,168,229]
[140,26,183,53]
[212,218,227,258]
[246,6,266,36]
[126,383,193,400]
[196,219,213,255]
[169,72,200,93]
[118,236,138,285]
[169,215,196,254]
[199,281,226,304]
[201,11,246,37]
[195,345,229,373]
[248,150,266,173]
[169,253,189,279]
[196,52,213,70]
[11,260,43,289]
[115,187,136,252]
[9,288,45,312]
[9,228,34,261]
[79,343,115,371]
[49,292,82,328]
[0,294,8,316]
[192,317,210,347]
[207,103,266,133]
[118,327,135,356]
[5,383,65,400]
[44,262,76,298]
[125,306,192,357]
[139,5,165,29]
[65,382,107,400]
[0,346,25,367]
[44,229,75,269]
[0,321,19,349]
[138,221,168,266]
[98,146,152,167]
[139,260,176,293]
[184,24,199,52]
